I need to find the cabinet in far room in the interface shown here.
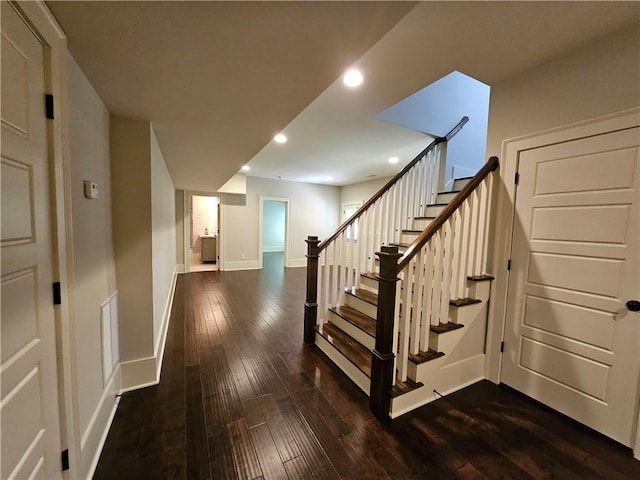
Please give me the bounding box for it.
[200,235,217,262]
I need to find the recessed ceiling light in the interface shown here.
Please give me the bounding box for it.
[343,68,363,88]
[274,133,287,144]
[241,165,250,171]
[325,176,333,182]
[388,157,399,164]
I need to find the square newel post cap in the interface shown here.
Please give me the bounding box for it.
[376,245,402,280]
[305,236,321,257]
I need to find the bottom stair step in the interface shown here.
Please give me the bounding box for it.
[315,323,371,377]
[430,322,465,334]
[408,348,445,365]
[390,379,424,398]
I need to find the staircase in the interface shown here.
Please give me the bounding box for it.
[304,117,500,418]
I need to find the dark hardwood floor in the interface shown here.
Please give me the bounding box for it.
[94,252,640,479]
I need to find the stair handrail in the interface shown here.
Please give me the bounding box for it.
[396,155,499,272]
[317,116,469,252]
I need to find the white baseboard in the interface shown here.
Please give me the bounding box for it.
[176,263,185,274]
[82,365,121,479]
[119,267,179,392]
[155,267,178,375]
[223,260,260,271]
[119,356,158,392]
[286,257,307,268]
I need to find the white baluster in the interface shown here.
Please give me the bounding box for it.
[419,240,434,349]
[340,231,348,299]
[398,264,412,382]
[450,209,463,301]
[440,219,454,323]
[431,230,444,326]
[483,172,495,270]
[323,248,330,321]
[457,199,472,299]
[468,189,480,277]
[410,250,424,355]
[392,276,403,382]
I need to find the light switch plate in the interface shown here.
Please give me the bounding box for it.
[84,180,99,199]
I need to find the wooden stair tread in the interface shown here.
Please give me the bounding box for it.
[449,297,482,307]
[467,274,495,282]
[389,242,411,248]
[402,229,422,234]
[390,379,424,398]
[430,322,465,334]
[345,287,378,306]
[316,323,371,377]
[413,216,436,220]
[438,189,462,195]
[408,348,445,365]
[329,305,376,337]
[361,272,380,281]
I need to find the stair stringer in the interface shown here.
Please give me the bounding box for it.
[390,279,491,418]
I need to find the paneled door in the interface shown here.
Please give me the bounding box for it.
[502,125,640,446]
[1,2,62,478]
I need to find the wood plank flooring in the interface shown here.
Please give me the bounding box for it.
[94,253,640,479]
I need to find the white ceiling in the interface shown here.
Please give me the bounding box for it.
[47,1,640,191]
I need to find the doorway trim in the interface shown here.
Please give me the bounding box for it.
[12,0,81,476]
[183,191,221,274]
[485,107,640,457]
[258,196,291,269]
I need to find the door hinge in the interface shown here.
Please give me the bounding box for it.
[514,172,520,185]
[507,259,511,270]
[61,449,69,471]
[500,341,505,353]
[45,94,54,119]
[53,282,61,305]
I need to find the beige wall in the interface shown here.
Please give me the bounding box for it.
[150,127,176,352]
[175,190,185,268]
[110,115,154,361]
[487,21,640,158]
[340,176,392,211]
[221,177,340,269]
[67,52,118,458]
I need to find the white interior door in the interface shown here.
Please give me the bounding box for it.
[502,126,640,446]
[1,2,62,478]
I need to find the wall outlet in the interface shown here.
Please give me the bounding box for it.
[84,180,99,199]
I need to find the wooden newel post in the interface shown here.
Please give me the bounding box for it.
[370,245,402,418]
[304,236,321,344]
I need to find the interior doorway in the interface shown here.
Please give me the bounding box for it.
[189,194,219,272]
[259,197,290,270]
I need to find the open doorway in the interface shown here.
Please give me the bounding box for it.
[259,197,290,270]
[189,194,219,272]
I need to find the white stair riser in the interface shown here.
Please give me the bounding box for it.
[359,276,379,293]
[428,328,465,354]
[412,218,433,230]
[401,231,420,243]
[467,279,491,302]
[453,177,472,190]
[315,333,370,394]
[326,313,375,351]
[436,191,458,204]
[344,294,377,319]
[425,204,446,217]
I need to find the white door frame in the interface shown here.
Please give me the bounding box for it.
[10,1,81,477]
[183,191,221,273]
[258,196,290,269]
[486,107,640,457]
